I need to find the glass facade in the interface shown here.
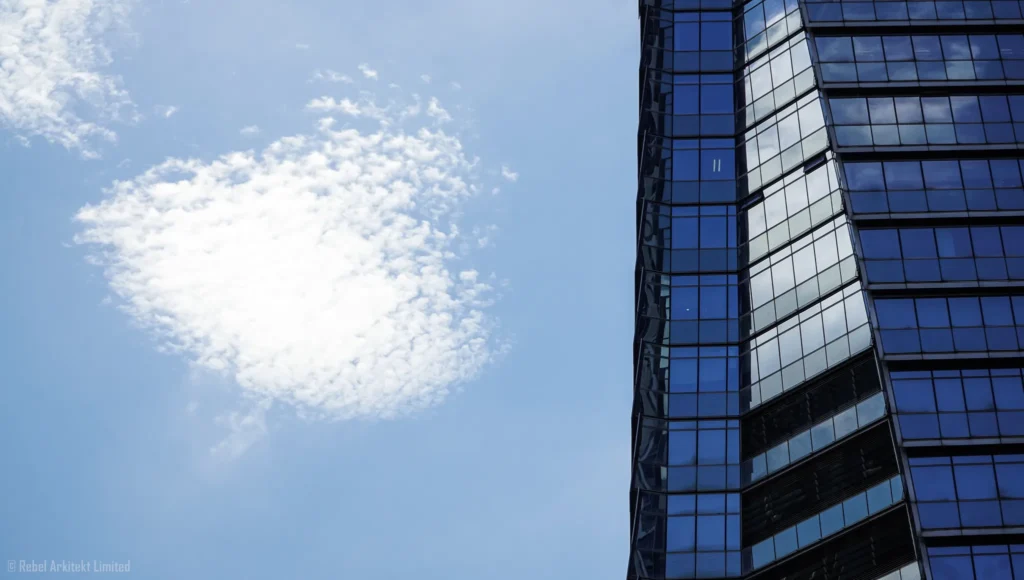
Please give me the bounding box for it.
[633,0,1024,578]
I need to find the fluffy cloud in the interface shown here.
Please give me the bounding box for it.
[75,88,502,420]
[210,401,270,460]
[357,63,378,80]
[501,165,519,182]
[0,0,134,155]
[311,69,352,84]
[239,125,260,136]
[426,98,451,124]
[306,93,430,125]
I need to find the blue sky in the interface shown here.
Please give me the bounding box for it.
[0,1,637,578]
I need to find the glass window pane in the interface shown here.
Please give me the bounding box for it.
[953,464,997,500]
[912,465,956,500]
[831,98,869,124]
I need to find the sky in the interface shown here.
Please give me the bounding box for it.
[0,1,638,578]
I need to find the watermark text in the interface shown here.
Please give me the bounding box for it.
[7,560,131,574]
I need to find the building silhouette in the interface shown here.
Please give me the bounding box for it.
[631,0,1024,578]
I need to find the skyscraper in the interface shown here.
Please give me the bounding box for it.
[631,0,1024,578]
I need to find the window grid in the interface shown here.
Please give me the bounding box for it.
[845,158,1024,214]
[816,34,1024,84]
[668,74,737,137]
[668,346,742,419]
[672,13,734,73]
[744,216,858,335]
[740,34,815,128]
[910,454,1024,530]
[666,493,742,579]
[668,420,742,492]
[746,475,904,572]
[742,156,843,265]
[655,0,734,9]
[804,0,1024,23]
[739,0,803,63]
[645,11,735,75]
[668,138,738,204]
[876,295,1024,354]
[641,202,739,274]
[742,92,829,195]
[743,392,887,484]
[671,206,739,251]
[876,562,922,580]
[829,94,1024,147]
[929,544,1024,580]
[669,275,741,346]
[742,282,872,411]
[860,225,1024,283]
[893,368,1024,440]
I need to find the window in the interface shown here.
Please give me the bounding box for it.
[739,34,815,128]
[664,138,737,204]
[741,155,843,265]
[742,216,858,335]
[668,346,741,418]
[859,226,1024,283]
[667,420,741,492]
[929,545,1024,580]
[640,203,738,273]
[875,563,923,580]
[910,455,1024,529]
[744,392,887,484]
[893,369,1024,440]
[672,13,734,72]
[845,158,1024,214]
[741,92,828,195]
[742,282,872,411]
[745,475,904,572]
[667,75,737,137]
[829,94,1024,148]
[804,0,1024,23]
[667,493,741,578]
[875,295,1024,355]
[817,33,1024,84]
[738,0,803,62]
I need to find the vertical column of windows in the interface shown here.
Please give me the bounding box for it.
[663,7,740,580]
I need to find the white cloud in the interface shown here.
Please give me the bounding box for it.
[357,63,378,80]
[295,43,310,50]
[426,97,452,124]
[311,69,352,84]
[420,74,431,83]
[76,88,501,420]
[450,81,462,91]
[305,96,389,122]
[162,105,179,118]
[0,0,135,155]
[472,225,499,248]
[210,400,269,459]
[239,125,260,136]
[501,165,519,182]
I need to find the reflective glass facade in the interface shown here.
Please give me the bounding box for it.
[633,0,1024,577]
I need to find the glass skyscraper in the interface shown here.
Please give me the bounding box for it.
[631,0,1024,578]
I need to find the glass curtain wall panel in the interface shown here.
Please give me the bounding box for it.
[630,0,922,579]
[795,0,1024,574]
